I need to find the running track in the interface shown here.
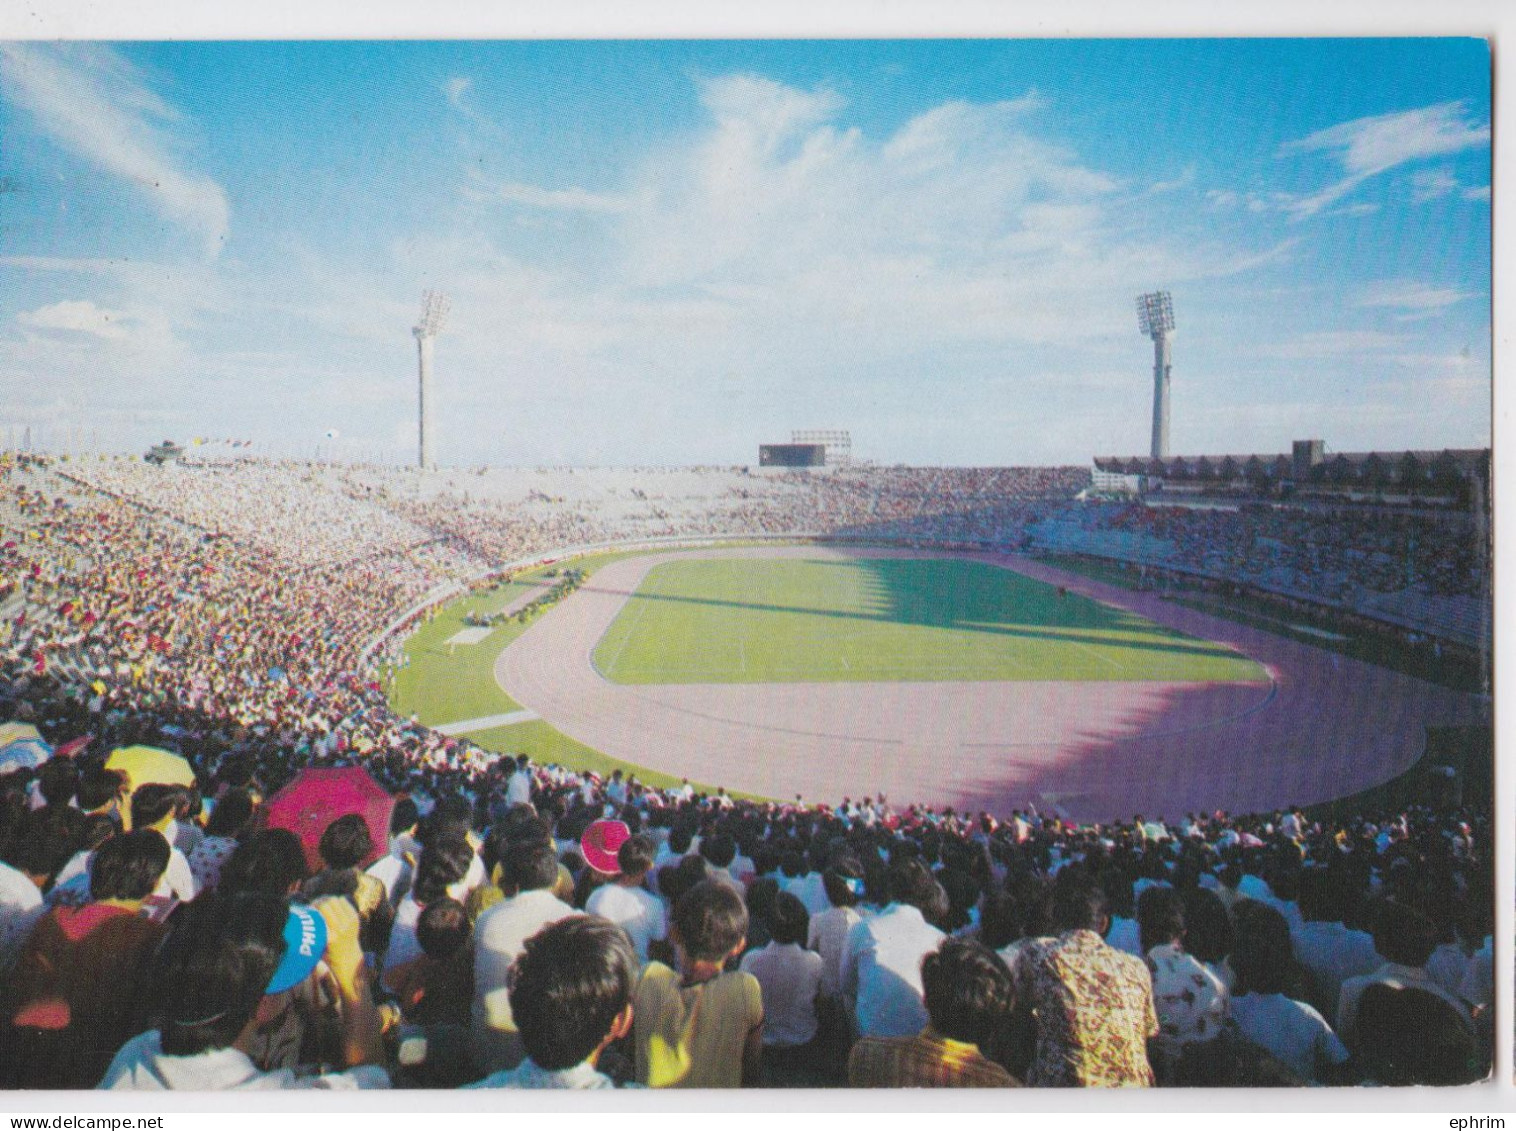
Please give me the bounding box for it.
[494,546,1487,824]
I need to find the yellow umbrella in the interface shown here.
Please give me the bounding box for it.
[105,745,195,793]
[0,722,41,747]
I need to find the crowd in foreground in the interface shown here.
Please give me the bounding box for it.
[0,451,1493,1089]
[0,731,1492,1090]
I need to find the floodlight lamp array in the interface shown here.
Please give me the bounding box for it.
[1136,291,1175,337]
[414,290,451,338]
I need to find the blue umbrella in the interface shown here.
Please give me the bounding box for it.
[0,737,53,775]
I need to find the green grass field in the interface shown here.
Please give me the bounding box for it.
[592,557,1269,684]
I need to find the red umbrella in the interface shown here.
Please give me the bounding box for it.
[262,766,396,874]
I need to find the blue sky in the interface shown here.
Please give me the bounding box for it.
[0,39,1492,466]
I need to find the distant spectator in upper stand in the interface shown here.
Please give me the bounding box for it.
[1011,866,1159,1087]
[0,830,170,1089]
[1227,901,1351,1085]
[849,938,1020,1088]
[1136,885,1227,1080]
[633,880,763,1088]
[128,784,198,906]
[1335,900,1475,1059]
[739,891,822,1084]
[303,813,395,955]
[842,857,946,1039]
[584,834,667,963]
[471,839,579,1074]
[465,917,637,1089]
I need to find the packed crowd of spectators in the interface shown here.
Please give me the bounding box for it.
[0,450,1492,1089]
[0,728,1492,1090]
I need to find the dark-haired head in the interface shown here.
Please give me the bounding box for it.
[318,813,374,871]
[617,834,655,880]
[1136,885,1186,953]
[90,830,171,902]
[152,892,289,1056]
[921,938,1014,1048]
[130,783,179,831]
[77,767,128,814]
[1050,867,1109,935]
[500,839,557,897]
[673,880,748,964]
[509,917,637,1071]
[417,897,471,960]
[219,828,309,897]
[768,891,809,946]
[413,834,475,904]
[204,789,255,839]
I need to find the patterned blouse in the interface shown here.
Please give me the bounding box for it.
[1145,941,1229,1059]
[1013,929,1159,1087]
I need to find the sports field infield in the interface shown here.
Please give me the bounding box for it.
[591,556,1269,684]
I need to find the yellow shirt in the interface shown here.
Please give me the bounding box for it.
[633,963,762,1088]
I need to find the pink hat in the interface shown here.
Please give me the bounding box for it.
[581,819,631,875]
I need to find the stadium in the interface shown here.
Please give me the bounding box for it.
[0,37,1494,1097]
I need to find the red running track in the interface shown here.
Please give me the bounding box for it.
[494,546,1487,824]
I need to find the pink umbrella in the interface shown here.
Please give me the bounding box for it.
[262,766,396,873]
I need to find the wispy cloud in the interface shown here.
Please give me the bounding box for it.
[1274,101,1489,221]
[1462,184,1491,201]
[1409,168,1458,203]
[16,299,132,341]
[462,171,636,214]
[1356,278,1471,317]
[0,44,229,257]
[1259,330,1406,360]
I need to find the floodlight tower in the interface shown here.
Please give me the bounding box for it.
[413,290,450,469]
[1136,290,1175,460]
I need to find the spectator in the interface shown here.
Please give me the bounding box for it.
[849,938,1019,1088]
[0,831,170,1088]
[100,894,388,1089]
[584,833,666,962]
[471,839,578,1073]
[842,857,946,1039]
[465,917,637,1089]
[1011,867,1159,1087]
[633,880,762,1088]
[739,892,823,1081]
[1137,885,1228,1074]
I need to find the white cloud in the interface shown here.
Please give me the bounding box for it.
[1463,185,1491,201]
[1357,279,1471,313]
[1259,330,1407,360]
[444,76,472,110]
[0,43,229,257]
[463,171,635,214]
[1275,101,1489,221]
[16,299,131,340]
[1410,168,1458,203]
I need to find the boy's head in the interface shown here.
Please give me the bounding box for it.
[1136,885,1186,953]
[617,834,655,881]
[768,891,809,946]
[672,880,748,964]
[318,813,374,871]
[1371,900,1438,968]
[417,896,471,960]
[501,839,559,897]
[921,938,1014,1049]
[154,892,289,1056]
[90,829,171,903]
[510,917,638,1071]
[130,783,179,832]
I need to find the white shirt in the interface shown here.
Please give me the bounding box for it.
[1290,920,1380,1012]
[1229,992,1348,1083]
[808,904,865,1000]
[1336,963,1474,1052]
[842,903,943,1039]
[740,941,823,1047]
[99,1030,390,1090]
[584,882,666,961]
[506,770,532,808]
[784,872,831,916]
[472,889,580,1072]
[0,860,44,973]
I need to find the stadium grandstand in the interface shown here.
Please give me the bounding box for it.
[0,449,1491,1090]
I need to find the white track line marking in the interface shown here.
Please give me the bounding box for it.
[597,593,650,679]
[433,709,540,735]
[1064,637,1125,672]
